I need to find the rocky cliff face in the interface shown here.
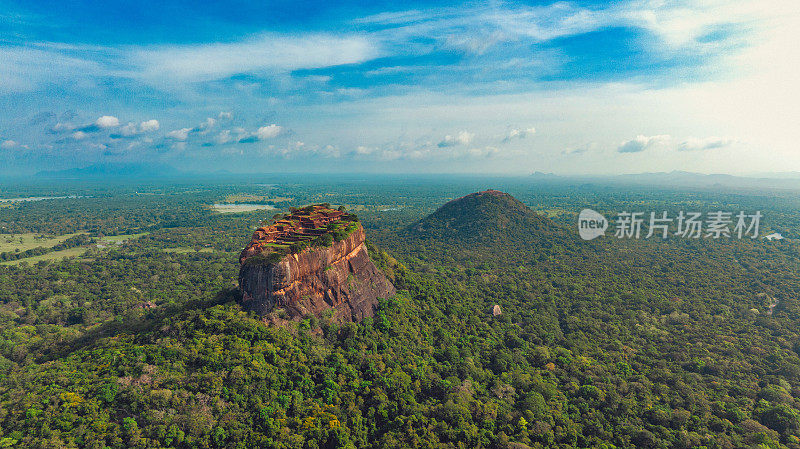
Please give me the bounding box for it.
[238,225,395,321]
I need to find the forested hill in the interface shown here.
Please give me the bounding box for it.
[404,189,565,251]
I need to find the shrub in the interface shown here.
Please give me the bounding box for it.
[243,251,285,267]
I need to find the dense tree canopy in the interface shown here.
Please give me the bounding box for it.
[0,179,799,448]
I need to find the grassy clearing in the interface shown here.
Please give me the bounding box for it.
[0,233,84,253]
[224,194,292,203]
[0,247,88,266]
[99,232,149,244]
[263,243,290,249]
[212,204,276,214]
[0,232,151,265]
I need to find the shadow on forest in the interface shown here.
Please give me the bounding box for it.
[38,287,242,363]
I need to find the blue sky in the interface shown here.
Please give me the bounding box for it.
[0,0,798,175]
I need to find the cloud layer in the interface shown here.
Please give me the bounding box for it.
[618,135,671,153]
[678,137,734,151]
[0,0,796,174]
[438,131,474,148]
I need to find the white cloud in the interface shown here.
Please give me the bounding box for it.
[95,115,119,128]
[167,128,191,140]
[357,3,605,53]
[259,140,346,159]
[199,117,216,132]
[319,144,341,158]
[119,122,139,137]
[466,146,500,158]
[52,122,75,132]
[0,46,103,94]
[562,143,597,155]
[118,119,160,137]
[71,131,87,140]
[355,145,374,155]
[139,119,160,132]
[678,136,734,151]
[618,134,670,153]
[504,127,537,142]
[131,33,380,82]
[233,124,282,143]
[1,140,17,149]
[438,130,474,147]
[357,1,771,58]
[218,112,233,120]
[215,130,232,145]
[344,137,505,162]
[618,0,781,50]
[255,124,282,140]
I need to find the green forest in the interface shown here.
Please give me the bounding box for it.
[0,177,799,448]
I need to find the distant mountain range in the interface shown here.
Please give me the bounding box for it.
[531,170,800,190]
[36,163,183,179]
[30,163,800,190]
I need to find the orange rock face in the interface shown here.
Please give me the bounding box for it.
[238,224,395,322]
